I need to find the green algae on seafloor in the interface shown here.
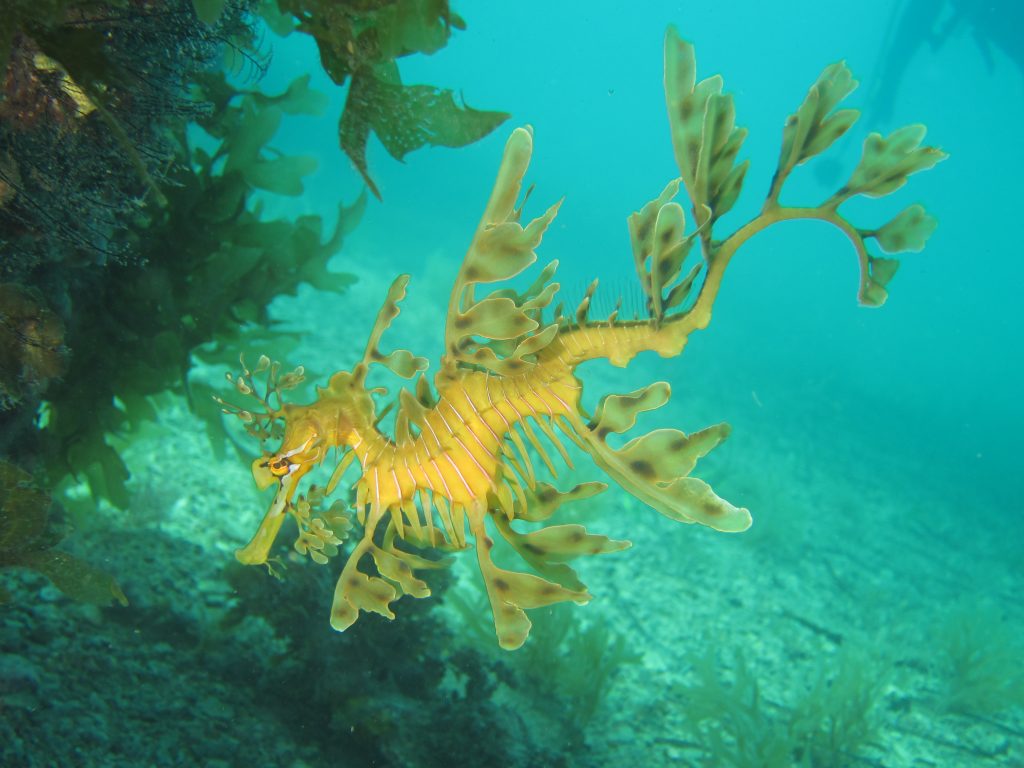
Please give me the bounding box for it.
[0,460,126,606]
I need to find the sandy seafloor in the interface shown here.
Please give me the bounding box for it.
[1,261,1021,767]
[3,1,1023,765]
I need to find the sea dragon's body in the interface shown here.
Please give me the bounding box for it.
[221,28,944,649]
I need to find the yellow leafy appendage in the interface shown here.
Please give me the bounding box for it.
[219,28,945,649]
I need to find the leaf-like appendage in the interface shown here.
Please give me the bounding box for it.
[591,382,671,439]
[843,125,947,199]
[664,27,748,232]
[398,387,428,432]
[516,524,630,563]
[494,515,628,592]
[871,204,938,253]
[518,260,560,307]
[439,129,565,379]
[663,262,703,311]
[652,204,694,311]
[355,274,428,383]
[463,203,560,286]
[861,256,901,307]
[572,409,750,534]
[617,426,730,484]
[801,127,944,306]
[517,480,608,523]
[655,475,750,531]
[626,182,702,321]
[377,348,428,379]
[629,182,681,284]
[512,323,559,358]
[453,297,538,342]
[775,61,859,188]
[370,545,430,598]
[331,566,398,630]
[473,526,590,650]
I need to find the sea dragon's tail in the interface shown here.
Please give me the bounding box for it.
[533,26,945,536]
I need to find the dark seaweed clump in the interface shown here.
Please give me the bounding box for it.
[0,0,251,271]
[0,0,264,487]
[0,0,508,512]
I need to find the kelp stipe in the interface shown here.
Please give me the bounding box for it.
[220,28,945,649]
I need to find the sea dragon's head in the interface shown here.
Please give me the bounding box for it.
[237,414,321,567]
[249,403,326,493]
[220,364,372,566]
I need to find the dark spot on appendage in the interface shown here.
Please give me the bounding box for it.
[680,101,693,121]
[506,360,522,370]
[568,530,584,543]
[596,426,611,440]
[659,227,675,245]
[348,577,361,587]
[630,459,656,478]
[540,584,558,595]
[522,542,545,555]
[454,315,471,329]
[536,487,555,503]
[638,220,652,242]
[493,577,509,592]
[714,108,728,132]
[464,266,479,281]
[670,438,688,452]
[702,499,722,516]
[687,140,700,166]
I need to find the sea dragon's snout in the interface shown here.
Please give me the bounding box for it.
[236,441,316,566]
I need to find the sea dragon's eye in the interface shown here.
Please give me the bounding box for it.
[267,457,291,477]
[262,438,315,479]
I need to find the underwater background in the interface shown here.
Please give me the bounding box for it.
[1,0,1022,766]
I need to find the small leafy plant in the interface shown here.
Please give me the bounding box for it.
[0,460,126,606]
[939,606,1024,716]
[675,646,886,767]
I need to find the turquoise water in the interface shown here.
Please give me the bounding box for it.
[2,1,1022,766]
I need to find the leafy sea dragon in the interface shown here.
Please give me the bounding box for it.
[219,28,945,649]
